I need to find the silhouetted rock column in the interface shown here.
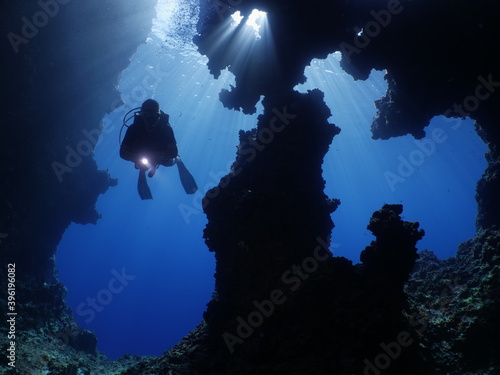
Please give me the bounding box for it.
[361,204,424,285]
[200,175,425,374]
[203,89,340,334]
[474,102,500,231]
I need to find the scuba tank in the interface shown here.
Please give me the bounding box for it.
[119,107,141,146]
[119,108,171,145]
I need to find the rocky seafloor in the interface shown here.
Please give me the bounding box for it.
[1,0,499,374]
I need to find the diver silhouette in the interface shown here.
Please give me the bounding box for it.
[119,99,198,199]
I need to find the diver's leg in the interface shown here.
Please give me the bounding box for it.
[138,169,153,199]
[148,165,157,178]
[175,157,198,194]
[148,157,179,177]
[159,156,180,167]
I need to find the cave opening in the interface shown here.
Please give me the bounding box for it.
[3,0,499,372]
[231,9,267,35]
[55,26,265,360]
[55,0,488,362]
[296,52,488,260]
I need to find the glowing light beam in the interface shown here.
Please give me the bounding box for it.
[246,9,267,37]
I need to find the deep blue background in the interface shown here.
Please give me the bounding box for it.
[56,6,487,360]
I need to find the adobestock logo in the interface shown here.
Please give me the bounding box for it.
[340,0,403,64]
[384,127,447,192]
[213,0,243,22]
[223,237,335,354]
[443,74,500,118]
[362,329,420,375]
[51,64,168,183]
[7,0,71,54]
[383,73,499,192]
[51,128,101,182]
[363,279,462,374]
[76,267,135,324]
[178,106,297,224]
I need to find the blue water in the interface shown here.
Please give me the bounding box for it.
[56,7,487,360]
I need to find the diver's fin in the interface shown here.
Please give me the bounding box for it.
[137,170,153,200]
[176,158,198,195]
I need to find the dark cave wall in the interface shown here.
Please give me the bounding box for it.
[337,0,500,231]
[202,89,340,334]
[0,0,497,373]
[0,0,156,345]
[190,0,500,374]
[197,0,500,232]
[474,105,500,231]
[192,1,425,374]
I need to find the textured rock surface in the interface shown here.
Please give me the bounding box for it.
[194,0,500,230]
[1,0,499,374]
[138,204,424,375]
[406,229,500,374]
[186,0,500,373]
[0,328,149,375]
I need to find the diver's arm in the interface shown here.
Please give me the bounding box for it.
[161,124,178,159]
[164,143,178,159]
[120,124,141,162]
[147,148,177,166]
[119,144,137,161]
[121,145,149,170]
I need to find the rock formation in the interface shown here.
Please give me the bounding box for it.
[0,1,156,373]
[1,0,499,374]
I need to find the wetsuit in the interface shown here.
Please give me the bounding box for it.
[120,112,178,167]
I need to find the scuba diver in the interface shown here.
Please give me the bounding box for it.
[120,99,198,200]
